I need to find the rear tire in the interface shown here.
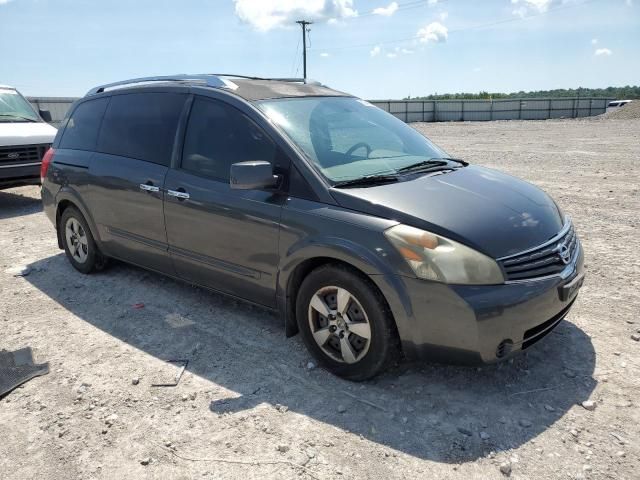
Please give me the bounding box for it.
[59,206,107,274]
[296,264,398,381]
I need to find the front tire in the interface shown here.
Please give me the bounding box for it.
[59,206,106,274]
[296,264,398,381]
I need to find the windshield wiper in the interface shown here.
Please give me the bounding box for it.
[0,114,38,122]
[396,159,450,173]
[333,173,399,188]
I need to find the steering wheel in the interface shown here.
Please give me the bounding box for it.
[345,142,372,158]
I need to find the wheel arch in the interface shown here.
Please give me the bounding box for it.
[55,189,102,251]
[277,239,412,354]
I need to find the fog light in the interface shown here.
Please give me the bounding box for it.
[496,339,514,359]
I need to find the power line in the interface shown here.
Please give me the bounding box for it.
[310,0,600,52]
[357,0,448,19]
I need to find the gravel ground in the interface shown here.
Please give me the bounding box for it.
[1,117,638,480]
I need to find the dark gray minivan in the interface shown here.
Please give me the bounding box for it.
[41,75,584,380]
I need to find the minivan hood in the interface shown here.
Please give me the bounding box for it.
[330,165,564,258]
[0,122,57,147]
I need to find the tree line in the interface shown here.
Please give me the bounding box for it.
[406,86,640,100]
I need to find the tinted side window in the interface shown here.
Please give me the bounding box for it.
[97,93,186,166]
[59,98,109,151]
[181,97,276,181]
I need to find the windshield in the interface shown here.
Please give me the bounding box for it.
[0,88,40,122]
[259,96,449,183]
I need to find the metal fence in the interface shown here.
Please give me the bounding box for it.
[29,96,612,127]
[369,97,611,122]
[27,97,78,127]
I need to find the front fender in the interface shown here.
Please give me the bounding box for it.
[276,233,415,350]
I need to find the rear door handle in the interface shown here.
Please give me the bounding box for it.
[139,183,160,193]
[167,189,190,200]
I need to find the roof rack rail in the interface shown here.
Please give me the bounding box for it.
[85,74,325,96]
[85,74,238,96]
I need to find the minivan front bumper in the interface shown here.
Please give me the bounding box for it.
[372,242,585,364]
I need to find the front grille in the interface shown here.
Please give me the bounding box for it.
[499,222,579,281]
[0,144,50,166]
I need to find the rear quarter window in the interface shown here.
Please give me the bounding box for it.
[97,92,187,166]
[59,98,109,151]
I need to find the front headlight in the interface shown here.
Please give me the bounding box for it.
[384,224,505,285]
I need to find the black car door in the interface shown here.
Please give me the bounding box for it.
[163,96,286,307]
[87,91,188,274]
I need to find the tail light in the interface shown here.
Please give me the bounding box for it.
[40,147,55,182]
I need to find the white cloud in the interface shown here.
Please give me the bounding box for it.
[0,0,16,4]
[439,11,449,21]
[370,45,382,57]
[591,38,598,45]
[399,47,414,54]
[386,52,398,58]
[233,0,357,31]
[473,66,483,72]
[417,22,448,44]
[320,52,330,57]
[373,1,398,16]
[594,48,612,56]
[625,0,632,6]
[428,0,439,5]
[510,0,573,17]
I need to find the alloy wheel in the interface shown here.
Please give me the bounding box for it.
[307,286,372,363]
[65,217,89,264]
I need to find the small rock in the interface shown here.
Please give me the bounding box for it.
[131,377,140,386]
[140,457,151,466]
[164,440,172,447]
[499,461,512,476]
[181,394,188,402]
[631,333,640,342]
[101,428,108,435]
[479,431,490,440]
[570,429,579,437]
[518,419,532,428]
[275,404,289,413]
[457,427,472,436]
[583,465,592,472]
[337,405,347,414]
[276,444,290,453]
[581,400,596,411]
[105,414,118,427]
[189,392,197,401]
[616,450,625,457]
[306,361,317,370]
[544,404,555,412]
[564,369,577,378]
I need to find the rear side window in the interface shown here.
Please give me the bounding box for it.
[181,96,276,181]
[59,98,109,151]
[97,93,186,166]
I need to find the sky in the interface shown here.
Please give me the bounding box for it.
[1,0,638,99]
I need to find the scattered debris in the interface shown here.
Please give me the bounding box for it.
[337,405,347,414]
[151,360,188,387]
[140,457,151,466]
[457,427,472,436]
[132,303,145,309]
[306,361,317,370]
[5,265,32,277]
[499,461,512,476]
[0,347,49,397]
[276,444,290,453]
[518,419,532,428]
[340,390,387,412]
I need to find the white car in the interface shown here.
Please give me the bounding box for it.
[1,85,57,189]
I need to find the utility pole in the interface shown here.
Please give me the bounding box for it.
[296,20,312,80]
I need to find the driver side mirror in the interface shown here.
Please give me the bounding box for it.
[39,109,52,122]
[230,161,279,190]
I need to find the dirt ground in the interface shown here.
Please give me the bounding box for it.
[1,117,638,480]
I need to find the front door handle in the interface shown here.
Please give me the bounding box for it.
[167,189,190,200]
[139,183,160,193]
